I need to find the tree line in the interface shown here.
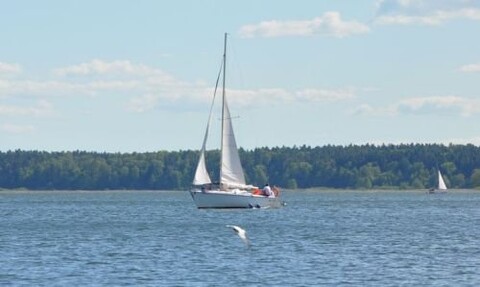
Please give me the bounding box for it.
[1,144,480,190]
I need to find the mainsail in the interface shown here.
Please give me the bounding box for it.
[220,97,246,186]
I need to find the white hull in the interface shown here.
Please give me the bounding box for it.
[427,189,447,194]
[189,189,283,209]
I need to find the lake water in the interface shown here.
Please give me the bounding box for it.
[1,189,480,286]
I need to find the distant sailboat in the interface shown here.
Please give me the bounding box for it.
[428,170,448,194]
[189,33,283,209]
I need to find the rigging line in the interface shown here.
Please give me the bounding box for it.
[212,58,224,106]
[217,115,240,121]
[199,58,224,153]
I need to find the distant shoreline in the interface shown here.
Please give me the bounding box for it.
[1,188,478,193]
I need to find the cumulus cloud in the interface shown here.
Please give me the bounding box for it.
[0,100,53,117]
[398,96,471,115]
[295,88,355,102]
[0,62,22,75]
[54,59,169,78]
[52,61,357,112]
[127,87,356,112]
[223,88,291,107]
[1,80,82,97]
[239,12,370,38]
[352,103,397,117]
[127,94,161,113]
[375,8,480,25]
[1,59,192,103]
[2,59,357,115]
[228,87,354,106]
[459,63,480,73]
[375,0,480,25]
[353,95,480,117]
[376,0,480,14]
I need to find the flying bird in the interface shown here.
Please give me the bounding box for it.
[226,225,250,247]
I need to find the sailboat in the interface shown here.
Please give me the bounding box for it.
[189,33,283,209]
[428,170,448,194]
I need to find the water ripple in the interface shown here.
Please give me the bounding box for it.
[1,190,480,286]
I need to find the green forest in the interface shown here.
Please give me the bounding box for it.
[1,144,480,190]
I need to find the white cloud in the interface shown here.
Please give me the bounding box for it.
[459,63,480,73]
[353,96,480,117]
[376,0,480,13]
[0,123,35,134]
[3,79,143,97]
[295,88,355,102]
[375,8,480,25]
[51,60,357,112]
[0,62,21,74]
[375,0,480,25]
[239,12,370,38]
[1,59,358,115]
[54,59,170,78]
[351,103,397,117]
[224,88,289,107]
[399,96,480,116]
[1,80,82,97]
[126,87,356,112]
[1,59,189,101]
[0,100,53,117]
[227,87,355,107]
[126,94,160,113]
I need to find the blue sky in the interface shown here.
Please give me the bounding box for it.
[1,0,480,152]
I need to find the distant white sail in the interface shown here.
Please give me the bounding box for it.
[438,170,447,190]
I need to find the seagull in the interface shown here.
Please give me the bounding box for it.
[226,225,250,247]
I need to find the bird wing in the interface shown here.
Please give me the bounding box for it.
[226,225,250,246]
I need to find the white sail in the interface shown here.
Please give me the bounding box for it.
[438,170,447,190]
[193,149,211,185]
[193,71,220,186]
[193,122,212,185]
[220,98,246,186]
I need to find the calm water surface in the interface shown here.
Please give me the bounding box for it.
[1,189,480,286]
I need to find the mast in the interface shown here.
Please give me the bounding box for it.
[220,32,227,184]
[218,33,246,188]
